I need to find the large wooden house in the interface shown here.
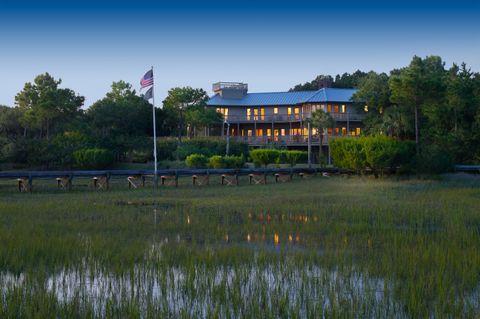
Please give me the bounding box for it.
[207,82,367,157]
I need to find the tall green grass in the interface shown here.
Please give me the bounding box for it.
[0,174,479,317]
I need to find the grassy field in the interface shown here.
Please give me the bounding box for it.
[0,173,479,318]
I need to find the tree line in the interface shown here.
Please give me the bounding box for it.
[0,73,221,168]
[292,55,480,168]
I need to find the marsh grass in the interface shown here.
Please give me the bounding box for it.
[0,173,479,317]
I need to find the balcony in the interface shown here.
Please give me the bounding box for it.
[233,134,346,146]
[223,112,365,123]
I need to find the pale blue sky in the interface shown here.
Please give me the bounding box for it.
[0,1,479,107]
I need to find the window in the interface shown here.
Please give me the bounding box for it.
[334,105,339,113]
[247,108,251,120]
[342,127,347,135]
[260,108,265,120]
[267,128,272,136]
[273,107,278,114]
[231,128,235,136]
[288,107,292,116]
[253,108,259,120]
[312,128,318,135]
[321,104,326,111]
[334,127,340,135]
[356,127,361,135]
[281,129,286,136]
[364,105,369,112]
[216,107,229,119]
[256,129,263,136]
[327,104,332,112]
[341,105,346,113]
[327,128,333,135]
[303,127,308,136]
[247,129,253,137]
[294,107,300,114]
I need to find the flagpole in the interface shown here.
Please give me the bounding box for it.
[151,66,158,188]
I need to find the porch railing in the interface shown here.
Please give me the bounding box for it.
[223,112,365,123]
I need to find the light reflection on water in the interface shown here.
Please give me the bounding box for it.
[1,265,407,318]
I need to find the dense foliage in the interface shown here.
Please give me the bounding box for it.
[249,149,307,167]
[73,148,114,169]
[0,76,225,169]
[352,56,480,165]
[330,136,415,175]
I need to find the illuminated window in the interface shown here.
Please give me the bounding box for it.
[253,108,258,120]
[267,128,271,136]
[312,128,318,135]
[247,129,253,137]
[274,107,278,114]
[241,129,245,136]
[216,107,229,119]
[321,104,326,111]
[334,105,339,113]
[356,127,361,135]
[288,107,292,116]
[342,127,347,135]
[364,105,369,112]
[303,127,308,136]
[327,128,333,135]
[294,107,300,114]
[327,104,332,112]
[334,127,340,135]
[247,108,251,120]
[281,129,286,136]
[260,108,265,120]
[341,105,346,113]
[256,129,263,136]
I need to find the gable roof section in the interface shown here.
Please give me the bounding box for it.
[207,88,357,106]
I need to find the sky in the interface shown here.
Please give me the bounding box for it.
[0,0,479,108]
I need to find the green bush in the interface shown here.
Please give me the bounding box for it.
[249,149,280,167]
[74,148,114,169]
[280,150,308,167]
[185,154,209,168]
[330,136,415,174]
[222,154,245,168]
[174,138,249,160]
[209,155,224,169]
[418,145,453,174]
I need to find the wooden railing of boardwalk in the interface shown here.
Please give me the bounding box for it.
[0,167,344,192]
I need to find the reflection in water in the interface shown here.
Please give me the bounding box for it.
[0,265,408,318]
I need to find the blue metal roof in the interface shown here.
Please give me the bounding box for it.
[207,88,357,107]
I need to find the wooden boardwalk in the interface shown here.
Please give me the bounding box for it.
[0,167,341,192]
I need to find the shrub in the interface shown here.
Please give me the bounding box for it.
[222,154,245,168]
[209,155,224,169]
[249,149,280,167]
[330,136,415,174]
[74,148,114,169]
[173,138,248,160]
[185,154,209,168]
[280,150,308,167]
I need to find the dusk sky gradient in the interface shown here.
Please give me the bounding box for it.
[1,0,479,107]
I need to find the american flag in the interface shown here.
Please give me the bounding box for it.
[140,69,153,89]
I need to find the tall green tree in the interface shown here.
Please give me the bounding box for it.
[162,87,210,141]
[87,81,155,137]
[308,109,334,162]
[15,73,84,139]
[389,56,446,155]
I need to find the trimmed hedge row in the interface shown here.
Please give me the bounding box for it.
[249,149,308,167]
[185,154,246,169]
[330,136,415,174]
